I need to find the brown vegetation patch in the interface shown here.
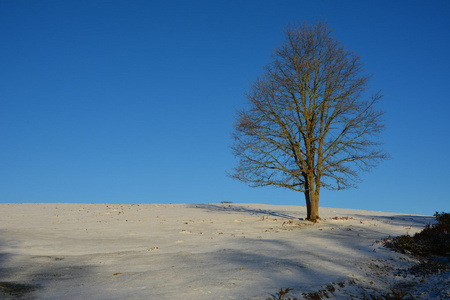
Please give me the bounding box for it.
[383,212,450,257]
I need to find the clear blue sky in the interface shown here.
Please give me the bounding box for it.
[1,0,449,215]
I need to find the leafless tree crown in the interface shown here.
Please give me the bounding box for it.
[230,22,388,196]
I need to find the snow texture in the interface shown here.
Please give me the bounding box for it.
[0,203,448,299]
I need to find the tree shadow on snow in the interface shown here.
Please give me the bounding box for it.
[351,213,434,229]
[0,232,97,299]
[184,205,435,298]
[166,232,392,298]
[188,203,303,220]
[0,233,40,299]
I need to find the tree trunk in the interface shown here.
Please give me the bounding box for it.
[309,192,320,221]
[304,190,311,220]
[304,172,320,221]
[303,173,312,219]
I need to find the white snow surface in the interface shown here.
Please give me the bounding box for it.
[0,203,448,299]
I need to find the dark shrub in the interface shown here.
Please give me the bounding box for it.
[384,212,450,257]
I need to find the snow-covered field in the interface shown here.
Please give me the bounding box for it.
[0,203,448,299]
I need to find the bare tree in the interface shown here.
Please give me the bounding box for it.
[230,22,388,221]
